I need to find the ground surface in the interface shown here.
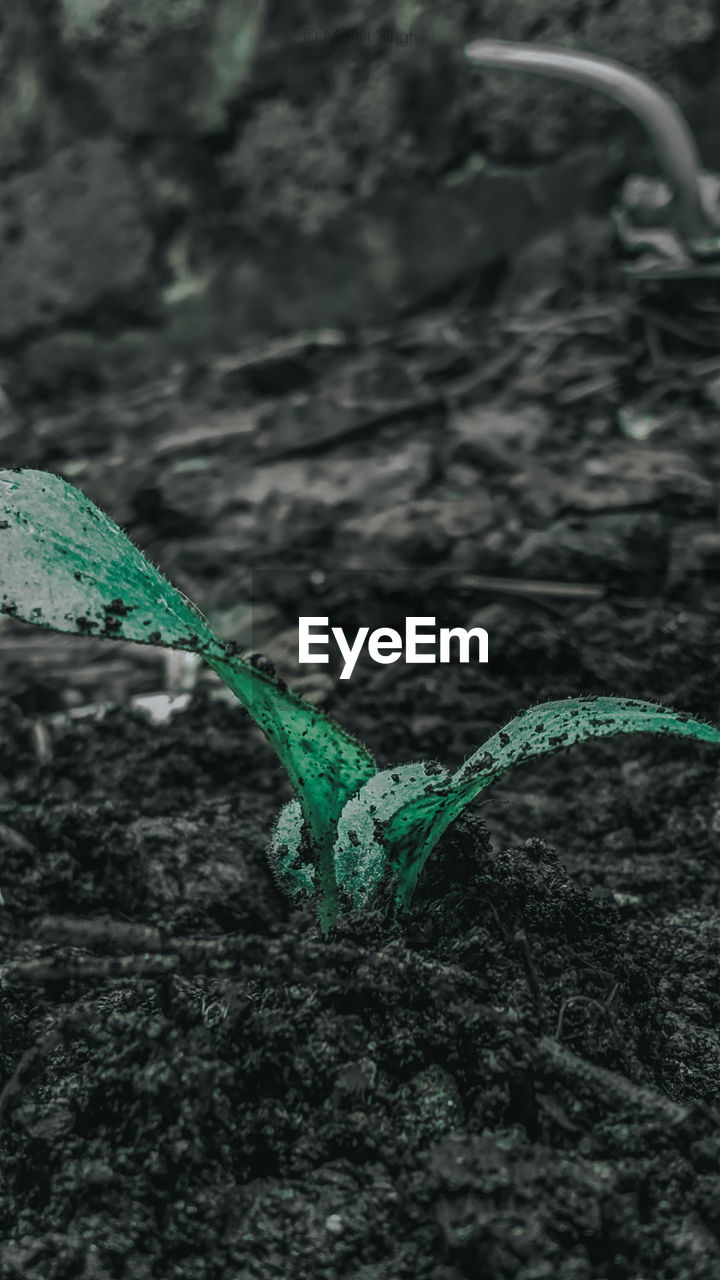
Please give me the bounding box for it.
[1,221,720,1278]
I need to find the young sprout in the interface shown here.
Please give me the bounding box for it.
[3,469,720,932]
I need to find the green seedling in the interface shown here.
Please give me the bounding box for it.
[2,468,720,933]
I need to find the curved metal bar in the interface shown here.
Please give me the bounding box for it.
[465,39,711,244]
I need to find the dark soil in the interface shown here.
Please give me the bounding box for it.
[2,222,720,1279]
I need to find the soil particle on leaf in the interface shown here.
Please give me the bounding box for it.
[104,598,134,617]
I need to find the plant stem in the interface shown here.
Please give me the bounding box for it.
[465,39,713,246]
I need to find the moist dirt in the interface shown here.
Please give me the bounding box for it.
[1,222,720,1278]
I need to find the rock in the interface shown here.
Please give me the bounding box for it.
[0,140,152,341]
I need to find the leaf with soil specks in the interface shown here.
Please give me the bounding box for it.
[333,760,449,907]
[268,759,451,907]
[270,696,720,917]
[0,469,376,930]
[382,697,720,910]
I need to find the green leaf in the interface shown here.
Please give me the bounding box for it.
[381,696,720,911]
[0,469,376,928]
[333,761,449,907]
[266,798,316,898]
[269,760,453,911]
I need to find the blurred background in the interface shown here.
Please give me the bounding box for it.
[0,0,719,396]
